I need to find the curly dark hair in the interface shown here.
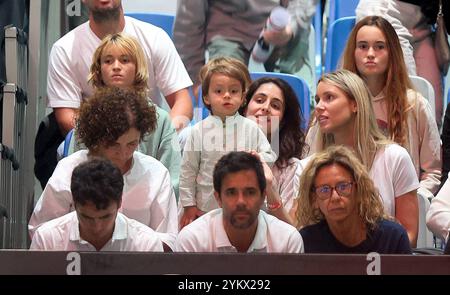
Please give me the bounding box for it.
[76,87,156,151]
[241,77,306,169]
[71,158,124,210]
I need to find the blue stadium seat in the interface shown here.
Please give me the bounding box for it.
[328,0,359,25]
[324,16,356,72]
[125,13,175,38]
[63,129,74,158]
[313,1,322,81]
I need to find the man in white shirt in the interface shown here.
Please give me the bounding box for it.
[176,151,303,253]
[49,0,193,134]
[30,158,163,252]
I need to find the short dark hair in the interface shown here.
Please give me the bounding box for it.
[71,158,124,210]
[213,152,266,196]
[76,87,156,151]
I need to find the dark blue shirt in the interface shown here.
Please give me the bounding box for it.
[299,219,412,254]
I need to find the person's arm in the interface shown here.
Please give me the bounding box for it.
[166,88,193,131]
[427,178,450,241]
[150,166,179,252]
[264,0,317,48]
[250,151,294,225]
[173,0,208,84]
[53,107,76,136]
[47,43,83,133]
[441,102,450,186]
[179,127,202,229]
[395,190,419,247]
[415,94,442,195]
[355,0,417,75]
[254,126,277,165]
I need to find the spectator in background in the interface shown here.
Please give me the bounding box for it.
[297,145,412,254]
[342,15,441,199]
[48,0,192,134]
[30,158,163,252]
[356,0,449,126]
[176,151,303,253]
[29,88,178,251]
[174,0,318,94]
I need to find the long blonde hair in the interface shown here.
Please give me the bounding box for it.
[311,69,389,169]
[296,145,387,229]
[88,32,149,93]
[342,15,413,146]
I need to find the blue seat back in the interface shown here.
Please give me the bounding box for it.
[313,2,323,81]
[325,16,356,72]
[125,13,175,38]
[63,129,74,158]
[328,0,359,25]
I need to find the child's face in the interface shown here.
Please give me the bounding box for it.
[100,46,136,88]
[204,73,244,120]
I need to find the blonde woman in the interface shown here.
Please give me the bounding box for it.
[342,15,441,198]
[86,33,181,198]
[297,145,412,254]
[298,69,419,246]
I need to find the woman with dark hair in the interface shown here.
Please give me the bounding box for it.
[29,87,178,251]
[241,77,307,223]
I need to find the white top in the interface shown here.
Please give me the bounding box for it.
[295,144,419,216]
[30,212,163,251]
[272,158,299,215]
[175,209,304,253]
[372,89,441,196]
[427,178,450,241]
[179,113,277,212]
[29,150,178,250]
[47,16,192,110]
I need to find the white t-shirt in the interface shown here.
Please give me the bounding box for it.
[427,178,450,241]
[369,144,420,216]
[47,16,192,111]
[30,212,163,251]
[29,150,178,250]
[175,209,304,253]
[295,144,419,216]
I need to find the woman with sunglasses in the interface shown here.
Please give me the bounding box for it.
[296,145,412,254]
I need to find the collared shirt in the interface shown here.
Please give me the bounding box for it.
[179,113,277,212]
[175,209,304,253]
[29,150,178,250]
[30,212,163,251]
